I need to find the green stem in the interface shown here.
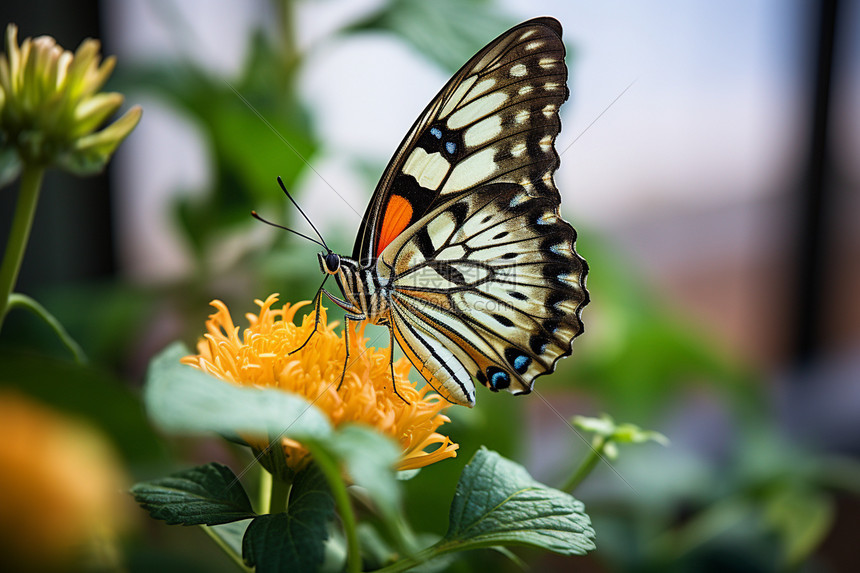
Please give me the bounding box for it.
[561,435,607,492]
[371,546,438,573]
[201,524,252,572]
[269,473,291,514]
[280,0,297,66]
[312,446,361,573]
[0,164,44,332]
[7,293,87,363]
[258,466,273,514]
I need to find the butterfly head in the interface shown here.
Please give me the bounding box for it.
[319,251,341,275]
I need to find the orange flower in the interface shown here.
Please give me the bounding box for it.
[181,294,458,471]
[0,390,130,570]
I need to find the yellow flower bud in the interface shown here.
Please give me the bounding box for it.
[0,24,140,180]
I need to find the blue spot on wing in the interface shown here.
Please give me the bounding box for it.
[514,354,530,373]
[486,367,510,391]
[446,141,457,154]
[505,348,532,374]
[430,127,442,139]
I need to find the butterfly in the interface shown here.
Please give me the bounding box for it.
[272,17,588,407]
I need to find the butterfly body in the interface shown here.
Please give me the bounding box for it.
[318,252,391,326]
[308,17,588,407]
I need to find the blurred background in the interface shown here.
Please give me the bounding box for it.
[1,0,859,571]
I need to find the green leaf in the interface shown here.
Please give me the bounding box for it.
[208,519,252,561]
[573,413,669,447]
[144,342,332,440]
[439,448,595,556]
[0,144,21,188]
[130,462,255,525]
[344,0,513,73]
[315,424,401,518]
[397,468,421,481]
[764,483,835,567]
[242,463,335,573]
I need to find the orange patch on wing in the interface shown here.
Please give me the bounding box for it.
[377,195,413,253]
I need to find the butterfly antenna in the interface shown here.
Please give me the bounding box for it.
[277,176,330,252]
[251,210,327,249]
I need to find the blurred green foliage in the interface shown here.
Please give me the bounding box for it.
[2,0,859,571]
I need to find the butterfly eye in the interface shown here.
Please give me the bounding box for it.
[325,253,341,273]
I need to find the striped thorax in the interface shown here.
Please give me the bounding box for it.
[318,251,390,325]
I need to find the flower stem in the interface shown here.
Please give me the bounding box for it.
[312,446,361,573]
[280,0,297,67]
[7,293,87,363]
[561,435,607,492]
[371,546,438,573]
[269,474,291,514]
[258,466,273,513]
[0,164,45,332]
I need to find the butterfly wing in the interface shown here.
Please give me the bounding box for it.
[352,17,569,263]
[359,16,587,407]
[380,182,587,407]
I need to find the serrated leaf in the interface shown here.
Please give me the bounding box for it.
[242,463,335,572]
[440,448,595,556]
[144,342,332,440]
[130,462,255,525]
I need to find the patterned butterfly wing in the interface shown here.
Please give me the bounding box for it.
[380,183,587,406]
[353,17,569,262]
[367,17,588,407]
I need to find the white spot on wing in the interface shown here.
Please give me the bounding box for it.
[440,147,497,193]
[447,91,509,130]
[464,78,496,103]
[539,134,553,152]
[542,171,554,187]
[539,57,556,69]
[510,142,527,157]
[396,265,458,290]
[438,245,466,260]
[402,148,451,190]
[510,63,527,77]
[515,109,530,124]
[550,242,573,256]
[544,81,560,91]
[520,30,536,40]
[542,104,557,118]
[537,210,558,225]
[464,115,502,147]
[509,193,530,207]
[426,211,457,249]
[439,75,478,118]
[526,41,543,51]
[518,85,533,96]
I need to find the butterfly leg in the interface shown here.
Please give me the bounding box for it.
[387,325,411,405]
[317,287,366,391]
[339,316,353,391]
[290,275,328,355]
